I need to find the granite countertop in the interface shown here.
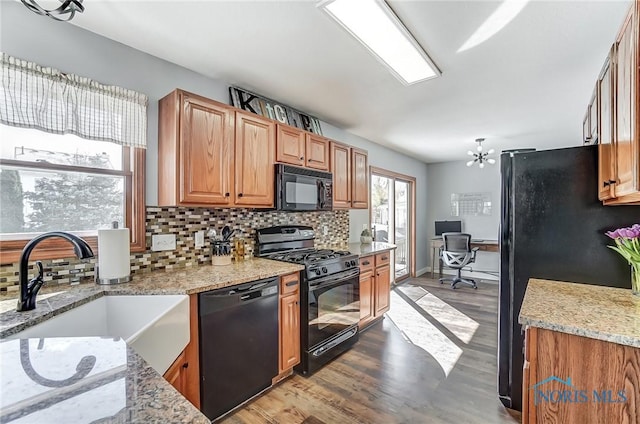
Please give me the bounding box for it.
[519,278,640,348]
[347,242,396,257]
[0,258,303,424]
[0,258,304,338]
[0,337,209,424]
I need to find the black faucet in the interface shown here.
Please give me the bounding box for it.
[17,231,94,312]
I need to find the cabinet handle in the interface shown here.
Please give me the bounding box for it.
[382,256,388,260]
[182,363,189,369]
[285,280,299,287]
[238,193,243,197]
[225,192,230,197]
[362,261,370,265]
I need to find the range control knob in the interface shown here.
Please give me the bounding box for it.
[321,267,328,274]
[345,261,352,268]
[313,269,321,276]
[350,260,357,267]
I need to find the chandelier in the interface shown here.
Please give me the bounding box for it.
[466,138,496,168]
[21,0,84,21]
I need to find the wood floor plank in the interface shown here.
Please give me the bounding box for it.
[220,277,521,424]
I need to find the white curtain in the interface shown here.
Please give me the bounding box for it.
[0,52,148,148]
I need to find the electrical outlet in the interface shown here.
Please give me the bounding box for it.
[323,225,328,236]
[151,234,176,251]
[195,231,204,248]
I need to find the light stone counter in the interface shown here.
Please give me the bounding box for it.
[0,336,209,423]
[0,258,303,338]
[347,242,397,257]
[519,278,640,348]
[0,258,303,424]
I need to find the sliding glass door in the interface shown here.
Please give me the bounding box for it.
[370,169,415,282]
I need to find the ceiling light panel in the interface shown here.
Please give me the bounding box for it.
[320,0,440,85]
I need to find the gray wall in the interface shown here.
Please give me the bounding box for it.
[426,160,500,279]
[1,2,430,272]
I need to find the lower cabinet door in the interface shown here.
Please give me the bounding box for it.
[359,270,375,327]
[163,349,187,395]
[374,264,391,316]
[279,293,300,372]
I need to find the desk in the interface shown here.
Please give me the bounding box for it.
[430,238,499,279]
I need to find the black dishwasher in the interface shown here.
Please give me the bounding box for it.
[199,277,279,421]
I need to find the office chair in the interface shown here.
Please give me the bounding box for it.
[439,232,479,289]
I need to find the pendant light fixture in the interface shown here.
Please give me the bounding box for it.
[21,0,84,22]
[466,138,496,169]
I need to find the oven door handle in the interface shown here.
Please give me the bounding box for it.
[308,268,360,289]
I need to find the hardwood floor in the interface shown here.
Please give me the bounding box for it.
[221,277,521,424]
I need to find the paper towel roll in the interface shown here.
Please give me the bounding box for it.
[97,228,130,284]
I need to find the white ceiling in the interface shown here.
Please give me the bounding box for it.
[68,0,630,163]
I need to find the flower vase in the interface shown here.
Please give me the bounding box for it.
[632,264,640,296]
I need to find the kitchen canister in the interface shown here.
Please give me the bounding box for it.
[96,222,131,284]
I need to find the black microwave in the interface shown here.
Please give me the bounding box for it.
[275,164,333,211]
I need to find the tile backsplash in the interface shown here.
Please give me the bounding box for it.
[0,207,349,292]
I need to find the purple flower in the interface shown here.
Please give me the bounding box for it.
[607,224,640,240]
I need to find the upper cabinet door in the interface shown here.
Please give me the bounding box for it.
[276,125,305,167]
[331,142,351,209]
[235,111,276,207]
[598,52,615,201]
[351,148,369,209]
[180,95,235,205]
[305,134,330,171]
[613,8,639,198]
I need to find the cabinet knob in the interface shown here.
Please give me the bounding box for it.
[603,180,616,187]
[225,192,230,197]
[300,156,304,160]
[308,159,314,162]
[182,363,189,369]
[238,193,243,197]
[382,256,388,260]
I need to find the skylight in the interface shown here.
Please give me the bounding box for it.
[320,0,441,85]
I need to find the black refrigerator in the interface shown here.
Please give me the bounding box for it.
[497,145,638,411]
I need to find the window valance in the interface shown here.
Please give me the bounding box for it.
[0,52,148,148]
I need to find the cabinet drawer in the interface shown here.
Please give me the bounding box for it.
[359,255,374,273]
[375,252,391,267]
[280,272,300,295]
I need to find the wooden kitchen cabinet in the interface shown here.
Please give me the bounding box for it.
[158,90,235,206]
[234,111,276,206]
[593,3,640,204]
[351,148,369,209]
[359,252,392,329]
[598,51,616,201]
[276,124,305,167]
[164,349,188,396]
[522,326,640,424]
[162,295,200,408]
[358,255,375,328]
[374,252,391,316]
[305,133,330,171]
[583,86,598,145]
[331,142,352,208]
[331,142,370,210]
[276,125,330,171]
[279,272,300,373]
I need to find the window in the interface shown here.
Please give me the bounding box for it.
[0,53,147,263]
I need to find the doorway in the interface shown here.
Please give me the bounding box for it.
[370,167,416,282]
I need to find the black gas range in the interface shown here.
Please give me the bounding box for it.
[257,225,360,375]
